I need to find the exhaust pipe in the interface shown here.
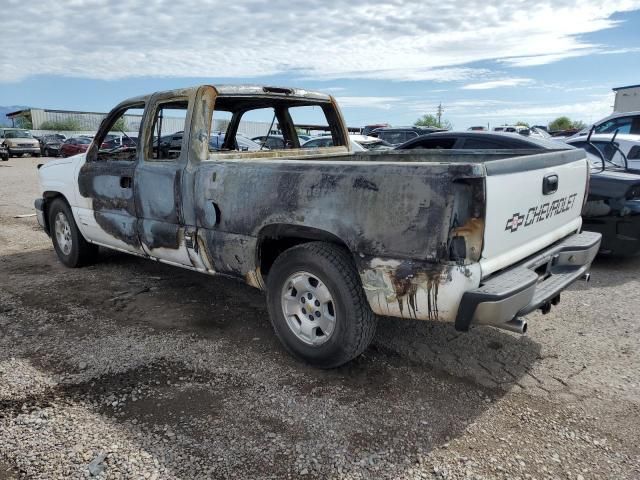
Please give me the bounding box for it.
[498,318,528,334]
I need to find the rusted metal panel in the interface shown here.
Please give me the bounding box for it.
[358,257,481,322]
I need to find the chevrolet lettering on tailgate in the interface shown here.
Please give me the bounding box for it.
[505,193,578,233]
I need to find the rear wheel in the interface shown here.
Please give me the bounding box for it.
[266,242,377,368]
[48,198,98,267]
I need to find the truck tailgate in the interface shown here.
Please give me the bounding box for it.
[480,150,588,277]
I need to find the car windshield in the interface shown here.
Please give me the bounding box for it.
[4,130,33,139]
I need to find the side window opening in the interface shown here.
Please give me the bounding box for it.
[149,100,188,161]
[95,104,144,161]
[288,105,344,149]
[207,98,347,158]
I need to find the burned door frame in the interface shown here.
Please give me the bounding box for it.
[77,100,147,254]
[133,89,198,267]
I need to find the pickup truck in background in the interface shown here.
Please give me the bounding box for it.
[35,85,601,367]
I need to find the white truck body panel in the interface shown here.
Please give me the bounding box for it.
[481,159,587,277]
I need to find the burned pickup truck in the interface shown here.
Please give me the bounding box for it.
[35,85,601,367]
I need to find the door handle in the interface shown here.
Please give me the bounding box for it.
[542,174,558,195]
[120,176,132,189]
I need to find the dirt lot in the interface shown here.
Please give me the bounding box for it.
[0,156,639,479]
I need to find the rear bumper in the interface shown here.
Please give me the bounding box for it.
[455,230,601,332]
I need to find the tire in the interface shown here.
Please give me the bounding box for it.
[266,241,377,368]
[48,198,98,267]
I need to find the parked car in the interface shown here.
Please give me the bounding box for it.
[527,126,552,140]
[0,143,8,161]
[361,123,390,136]
[398,131,640,256]
[467,126,487,131]
[368,126,447,146]
[251,134,285,149]
[565,134,640,171]
[301,134,391,151]
[209,133,262,151]
[492,125,530,135]
[39,135,66,157]
[0,128,41,157]
[35,84,599,367]
[396,131,565,151]
[101,136,138,150]
[60,137,92,157]
[568,111,640,139]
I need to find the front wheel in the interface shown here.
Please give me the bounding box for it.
[266,242,377,368]
[48,198,98,267]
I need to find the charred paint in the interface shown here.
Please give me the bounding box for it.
[352,177,379,192]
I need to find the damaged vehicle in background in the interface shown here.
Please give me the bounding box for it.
[60,136,92,157]
[0,128,41,157]
[565,132,640,256]
[39,134,66,157]
[35,85,600,368]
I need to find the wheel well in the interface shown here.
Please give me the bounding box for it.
[41,192,68,233]
[257,225,351,278]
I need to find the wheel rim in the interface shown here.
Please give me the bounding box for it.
[54,211,73,256]
[281,271,337,346]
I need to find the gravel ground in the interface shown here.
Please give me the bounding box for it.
[0,156,639,479]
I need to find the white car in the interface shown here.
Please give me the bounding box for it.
[565,134,640,170]
[568,111,640,139]
[493,125,529,134]
[301,134,391,152]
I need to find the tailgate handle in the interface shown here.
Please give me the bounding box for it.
[542,174,558,195]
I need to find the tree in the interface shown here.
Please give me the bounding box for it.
[414,114,452,130]
[14,116,32,129]
[112,117,127,132]
[571,120,587,130]
[515,121,530,127]
[40,119,82,131]
[548,116,573,132]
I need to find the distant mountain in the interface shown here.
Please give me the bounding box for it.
[0,106,29,126]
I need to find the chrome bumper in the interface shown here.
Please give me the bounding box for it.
[455,230,601,333]
[10,147,40,153]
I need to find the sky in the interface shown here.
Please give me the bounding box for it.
[1,0,639,130]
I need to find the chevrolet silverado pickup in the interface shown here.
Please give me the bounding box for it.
[35,85,601,367]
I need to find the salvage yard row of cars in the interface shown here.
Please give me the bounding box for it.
[3,86,639,366]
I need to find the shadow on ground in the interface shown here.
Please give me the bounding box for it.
[0,246,545,477]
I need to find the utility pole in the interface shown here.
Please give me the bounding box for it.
[436,103,443,128]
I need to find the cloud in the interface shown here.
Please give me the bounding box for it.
[459,93,614,121]
[336,96,403,109]
[0,1,639,83]
[462,78,535,90]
